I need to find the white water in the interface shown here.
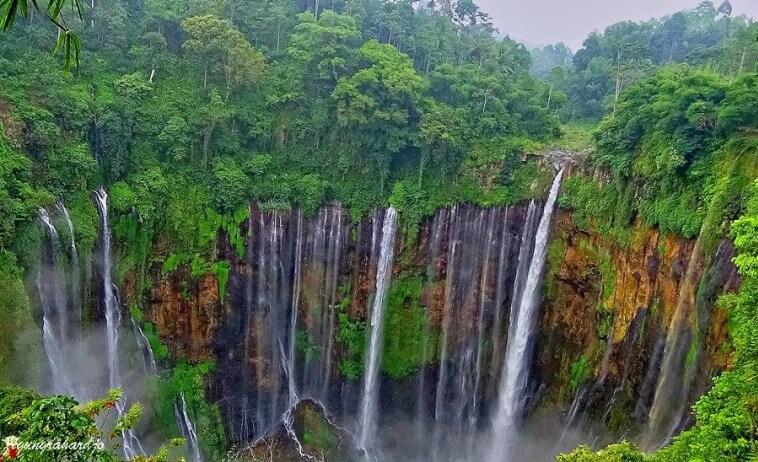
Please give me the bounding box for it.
[175,393,203,462]
[288,210,304,406]
[282,404,317,462]
[488,169,564,461]
[131,317,157,372]
[322,207,343,398]
[358,207,399,456]
[95,188,121,390]
[95,187,145,459]
[37,208,76,396]
[433,206,459,436]
[56,203,81,336]
[56,202,77,255]
[472,209,496,436]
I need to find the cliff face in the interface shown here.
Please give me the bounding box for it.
[148,270,222,362]
[132,198,738,450]
[536,211,737,433]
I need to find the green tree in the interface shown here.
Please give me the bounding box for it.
[417,99,465,181]
[332,39,424,193]
[182,15,265,93]
[558,442,646,462]
[288,11,361,96]
[197,89,232,166]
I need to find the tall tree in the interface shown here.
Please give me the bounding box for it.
[332,39,424,192]
[182,14,265,94]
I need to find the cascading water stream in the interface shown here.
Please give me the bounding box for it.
[432,206,460,460]
[56,202,77,255]
[358,207,398,457]
[423,205,521,462]
[288,211,304,406]
[641,231,705,450]
[95,188,121,390]
[131,317,157,372]
[56,202,81,330]
[487,168,564,461]
[95,187,145,459]
[37,208,78,397]
[175,393,203,462]
[470,208,497,444]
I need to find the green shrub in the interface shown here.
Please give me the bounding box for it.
[569,355,591,393]
[337,308,366,380]
[382,276,431,379]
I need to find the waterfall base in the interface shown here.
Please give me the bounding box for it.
[242,399,361,462]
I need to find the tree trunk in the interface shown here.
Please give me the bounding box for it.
[91,0,95,28]
[546,84,553,110]
[738,47,746,74]
[418,153,427,185]
[204,64,208,89]
[149,68,156,83]
[202,123,215,167]
[613,49,621,116]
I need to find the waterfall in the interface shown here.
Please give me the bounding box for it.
[414,210,447,454]
[322,207,344,399]
[282,404,317,462]
[253,211,290,431]
[95,188,121,390]
[56,203,81,337]
[639,219,738,451]
[95,187,145,459]
[131,317,157,372]
[56,202,77,255]
[424,205,520,462]
[288,211,304,406]
[507,201,539,342]
[298,206,347,402]
[37,208,77,397]
[634,334,666,419]
[489,207,512,389]
[358,207,398,456]
[432,205,459,457]
[227,206,347,443]
[471,208,497,441]
[641,230,706,450]
[175,393,203,462]
[556,384,590,450]
[487,168,564,461]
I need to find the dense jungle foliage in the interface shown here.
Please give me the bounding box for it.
[0,0,757,461]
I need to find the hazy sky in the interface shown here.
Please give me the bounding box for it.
[475,0,758,50]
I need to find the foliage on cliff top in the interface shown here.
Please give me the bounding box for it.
[0,0,565,272]
[561,68,758,243]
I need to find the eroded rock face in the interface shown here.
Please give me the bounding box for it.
[148,269,223,362]
[240,399,360,462]
[536,210,738,430]
[131,198,738,448]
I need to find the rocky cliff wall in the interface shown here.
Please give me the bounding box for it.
[129,196,738,450]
